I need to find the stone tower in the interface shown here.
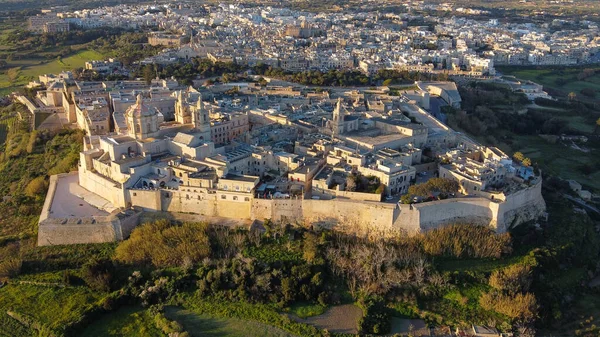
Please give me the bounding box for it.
[174,91,192,124]
[332,97,345,136]
[191,92,211,141]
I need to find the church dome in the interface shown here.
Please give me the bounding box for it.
[126,94,156,117]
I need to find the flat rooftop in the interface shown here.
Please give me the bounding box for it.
[223,174,257,182]
[48,173,116,218]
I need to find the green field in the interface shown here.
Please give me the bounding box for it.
[0,283,102,335]
[498,66,600,101]
[81,306,164,337]
[0,49,105,95]
[513,135,600,190]
[164,307,296,337]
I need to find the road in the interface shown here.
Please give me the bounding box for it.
[564,195,600,214]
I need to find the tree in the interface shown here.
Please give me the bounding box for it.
[513,152,524,162]
[281,277,296,303]
[595,117,600,134]
[345,174,357,192]
[382,79,393,86]
[522,158,532,167]
[143,64,154,85]
[568,92,576,101]
[302,232,319,263]
[580,88,596,98]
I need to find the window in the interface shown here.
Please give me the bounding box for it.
[233,196,238,201]
[221,195,226,199]
[133,193,137,196]
[245,197,250,201]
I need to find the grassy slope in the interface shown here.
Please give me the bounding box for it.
[512,135,600,190]
[0,283,102,335]
[81,306,164,337]
[164,307,296,337]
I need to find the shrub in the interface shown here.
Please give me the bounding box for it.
[420,224,512,259]
[24,176,48,198]
[480,291,538,322]
[358,297,391,335]
[489,264,532,295]
[408,178,459,198]
[115,220,210,268]
[81,258,114,292]
[0,258,22,278]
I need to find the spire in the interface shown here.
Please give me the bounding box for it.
[136,93,143,105]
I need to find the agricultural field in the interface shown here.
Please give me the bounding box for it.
[0,49,105,96]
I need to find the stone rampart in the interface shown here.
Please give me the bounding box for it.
[38,171,547,245]
[37,208,142,246]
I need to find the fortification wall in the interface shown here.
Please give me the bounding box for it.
[215,198,253,219]
[301,199,398,234]
[162,189,218,216]
[38,208,143,246]
[78,169,126,207]
[128,189,161,210]
[393,205,422,234]
[412,197,497,231]
[333,191,382,202]
[114,210,142,241]
[38,219,117,246]
[496,180,546,232]
[251,199,274,220]
[40,172,547,246]
[271,199,304,223]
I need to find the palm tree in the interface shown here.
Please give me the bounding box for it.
[568,92,577,101]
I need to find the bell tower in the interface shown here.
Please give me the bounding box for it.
[191,92,211,140]
[332,97,345,135]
